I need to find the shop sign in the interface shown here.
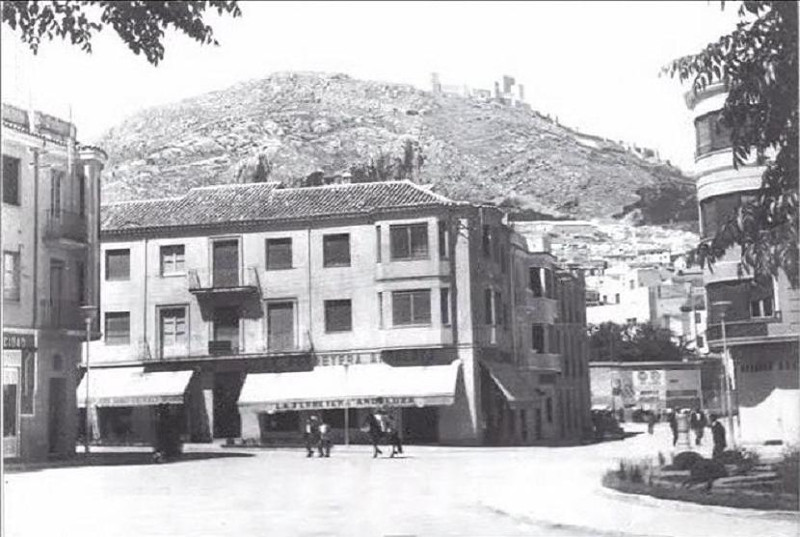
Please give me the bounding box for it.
[3,332,35,350]
[316,352,383,367]
[270,396,416,411]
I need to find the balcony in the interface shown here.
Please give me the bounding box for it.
[520,351,562,373]
[706,318,783,348]
[208,340,241,356]
[39,298,84,331]
[188,267,261,297]
[44,210,88,245]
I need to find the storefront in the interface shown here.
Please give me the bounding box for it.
[2,332,36,460]
[480,360,546,445]
[76,367,194,445]
[237,359,462,444]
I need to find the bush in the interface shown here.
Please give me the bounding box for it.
[717,448,760,473]
[615,458,652,484]
[776,447,799,495]
[672,451,704,470]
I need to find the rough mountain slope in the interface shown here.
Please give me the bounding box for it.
[96,72,696,225]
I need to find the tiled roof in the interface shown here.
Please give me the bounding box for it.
[101,181,456,234]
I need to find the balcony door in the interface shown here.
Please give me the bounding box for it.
[267,302,295,351]
[212,239,239,287]
[212,306,240,354]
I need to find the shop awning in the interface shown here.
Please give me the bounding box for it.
[482,361,541,407]
[77,368,193,408]
[238,360,461,413]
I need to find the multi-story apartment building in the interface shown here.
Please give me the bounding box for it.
[85,180,590,446]
[686,85,799,445]
[2,103,106,461]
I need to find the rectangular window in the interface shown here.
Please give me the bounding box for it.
[482,225,491,257]
[390,223,429,260]
[3,251,20,301]
[485,288,494,325]
[105,249,130,281]
[378,292,384,328]
[2,155,20,205]
[438,221,449,259]
[440,288,450,325]
[50,169,62,217]
[160,308,187,347]
[323,234,351,267]
[325,299,352,332]
[212,306,240,353]
[546,397,553,423]
[266,238,292,270]
[696,336,705,348]
[615,293,621,304]
[750,297,774,318]
[392,290,431,326]
[375,226,381,263]
[105,312,131,345]
[694,312,702,324]
[530,267,543,297]
[494,291,503,327]
[532,324,545,353]
[267,302,295,350]
[160,245,185,275]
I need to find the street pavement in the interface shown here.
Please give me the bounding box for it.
[3,423,798,537]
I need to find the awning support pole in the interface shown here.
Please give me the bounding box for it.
[344,364,350,446]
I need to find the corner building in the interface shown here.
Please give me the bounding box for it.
[89,180,590,446]
[686,85,799,445]
[2,104,106,461]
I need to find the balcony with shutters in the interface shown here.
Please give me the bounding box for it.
[44,210,88,247]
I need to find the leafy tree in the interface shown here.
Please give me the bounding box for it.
[588,321,685,363]
[663,1,798,287]
[2,1,241,66]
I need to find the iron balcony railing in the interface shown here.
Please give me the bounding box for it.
[187,267,261,293]
[39,298,84,331]
[45,209,88,243]
[706,319,770,342]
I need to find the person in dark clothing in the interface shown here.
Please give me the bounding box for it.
[667,410,678,446]
[363,411,383,458]
[710,414,727,459]
[691,409,707,446]
[384,413,403,457]
[646,411,657,435]
[304,415,321,458]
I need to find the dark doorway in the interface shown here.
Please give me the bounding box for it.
[212,306,240,354]
[401,407,438,444]
[213,240,239,287]
[213,372,243,439]
[534,408,543,440]
[48,377,67,455]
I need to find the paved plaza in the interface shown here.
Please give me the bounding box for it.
[4,424,798,537]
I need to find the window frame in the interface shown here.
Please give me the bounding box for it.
[104,311,131,346]
[265,237,293,270]
[389,223,429,261]
[324,299,353,333]
[2,154,21,206]
[159,244,186,276]
[322,233,351,268]
[105,249,131,281]
[3,250,20,301]
[392,289,432,327]
[159,306,188,349]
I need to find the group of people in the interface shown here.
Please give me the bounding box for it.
[655,407,727,459]
[302,408,404,458]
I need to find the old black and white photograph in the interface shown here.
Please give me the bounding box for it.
[1,1,798,536]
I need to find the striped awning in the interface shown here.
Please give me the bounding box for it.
[238,361,461,413]
[77,368,193,408]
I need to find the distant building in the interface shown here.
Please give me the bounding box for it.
[86,181,590,447]
[2,103,106,461]
[686,84,799,445]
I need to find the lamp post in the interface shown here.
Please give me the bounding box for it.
[711,301,736,449]
[81,305,98,456]
[343,363,350,447]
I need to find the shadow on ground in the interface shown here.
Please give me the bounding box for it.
[6,451,254,473]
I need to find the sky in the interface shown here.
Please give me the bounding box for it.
[0,1,740,172]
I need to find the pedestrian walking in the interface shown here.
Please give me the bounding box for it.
[318,420,332,458]
[710,414,727,459]
[691,408,707,446]
[646,410,657,435]
[667,409,678,446]
[363,410,383,458]
[304,415,321,458]
[385,412,403,457]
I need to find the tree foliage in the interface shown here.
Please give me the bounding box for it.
[2,1,241,66]
[663,1,798,287]
[588,322,686,363]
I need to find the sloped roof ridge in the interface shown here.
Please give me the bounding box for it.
[191,181,282,191]
[103,196,182,206]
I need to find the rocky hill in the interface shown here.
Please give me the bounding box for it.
[96,72,697,226]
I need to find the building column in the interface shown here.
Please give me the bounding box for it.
[240,409,260,442]
[203,388,214,440]
[438,346,482,445]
